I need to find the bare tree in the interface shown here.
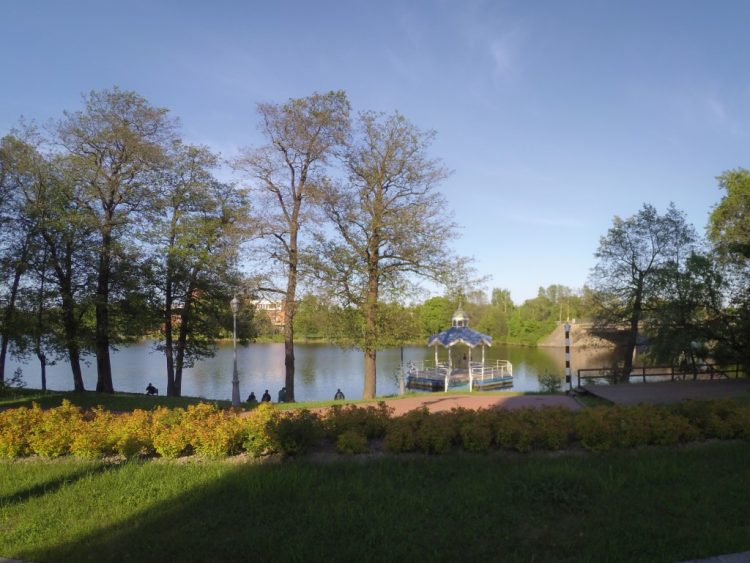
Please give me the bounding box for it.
[234,91,350,402]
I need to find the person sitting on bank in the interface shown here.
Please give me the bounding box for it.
[278,386,287,403]
[261,389,271,402]
[334,388,345,400]
[247,392,258,406]
[146,383,158,396]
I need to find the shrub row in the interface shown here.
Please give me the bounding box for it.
[1,399,749,460]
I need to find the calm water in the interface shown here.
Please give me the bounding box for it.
[8,341,615,402]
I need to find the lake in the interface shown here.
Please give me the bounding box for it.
[7,341,616,401]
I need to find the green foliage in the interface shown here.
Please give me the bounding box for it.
[70,407,118,459]
[3,397,750,461]
[322,402,392,439]
[336,429,369,454]
[266,409,323,456]
[26,400,83,458]
[0,405,39,458]
[242,402,279,457]
[537,371,563,393]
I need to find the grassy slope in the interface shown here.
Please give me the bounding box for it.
[1,443,749,562]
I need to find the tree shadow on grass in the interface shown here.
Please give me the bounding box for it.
[17,460,508,563]
[0,462,114,509]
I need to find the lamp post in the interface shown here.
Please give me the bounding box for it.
[230,296,241,408]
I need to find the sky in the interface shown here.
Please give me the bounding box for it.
[1,0,748,303]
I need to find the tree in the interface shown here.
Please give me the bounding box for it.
[0,134,43,384]
[151,143,250,396]
[315,111,456,399]
[234,91,350,402]
[709,169,750,263]
[589,203,696,379]
[646,252,724,375]
[57,88,176,392]
[707,168,750,372]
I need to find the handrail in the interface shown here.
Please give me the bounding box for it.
[577,364,743,387]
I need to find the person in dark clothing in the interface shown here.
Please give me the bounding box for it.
[247,392,258,406]
[278,387,287,403]
[146,383,158,396]
[261,389,271,402]
[334,388,345,400]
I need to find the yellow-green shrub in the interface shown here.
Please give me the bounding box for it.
[336,429,369,454]
[192,410,245,458]
[460,413,494,453]
[243,402,278,456]
[112,409,154,459]
[322,402,393,439]
[266,409,323,456]
[151,407,191,458]
[27,400,83,458]
[70,407,118,459]
[0,405,40,458]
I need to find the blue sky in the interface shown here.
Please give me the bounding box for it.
[2,0,748,303]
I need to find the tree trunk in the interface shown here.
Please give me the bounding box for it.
[283,220,299,402]
[95,229,114,393]
[173,276,197,398]
[164,281,176,396]
[0,259,26,384]
[362,264,379,399]
[283,280,296,402]
[622,282,643,383]
[59,278,85,392]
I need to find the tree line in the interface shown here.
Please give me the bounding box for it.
[0,88,470,400]
[2,87,748,400]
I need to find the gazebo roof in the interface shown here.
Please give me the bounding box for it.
[427,326,493,348]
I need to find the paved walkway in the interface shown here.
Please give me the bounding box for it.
[582,379,749,405]
[352,393,581,416]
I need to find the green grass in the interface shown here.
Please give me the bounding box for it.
[0,388,238,412]
[1,442,749,562]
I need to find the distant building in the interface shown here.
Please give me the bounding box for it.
[252,298,286,329]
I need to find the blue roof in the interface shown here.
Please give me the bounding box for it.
[427,326,493,348]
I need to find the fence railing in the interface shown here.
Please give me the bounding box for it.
[577,364,743,387]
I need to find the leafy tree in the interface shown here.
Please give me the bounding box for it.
[235,91,350,402]
[708,168,750,372]
[57,88,176,392]
[150,142,250,396]
[709,169,750,262]
[418,296,454,337]
[589,203,696,379]
[315,110,457,399]
[0,134,44,384]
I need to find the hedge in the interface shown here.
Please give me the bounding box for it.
[1,398,749,460]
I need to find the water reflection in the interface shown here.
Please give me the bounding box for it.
[8,341,615,402]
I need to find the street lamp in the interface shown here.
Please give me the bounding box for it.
[230,296,241,408]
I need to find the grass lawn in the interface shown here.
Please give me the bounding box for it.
[2,442,750,562]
